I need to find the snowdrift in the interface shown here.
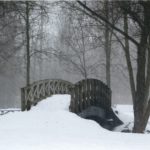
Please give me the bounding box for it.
[0,95,150,150]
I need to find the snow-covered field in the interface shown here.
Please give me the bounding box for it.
[0,95,150,150]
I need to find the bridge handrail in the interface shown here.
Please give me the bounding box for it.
[22,79,73,89]
[21,79,73,111]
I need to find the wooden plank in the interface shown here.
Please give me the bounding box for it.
[78,83,82,112]
[86,79,91,107]
[21,88,26,111]
[75,84,79,113]
[81,81,85,110]
[69,87,75,112]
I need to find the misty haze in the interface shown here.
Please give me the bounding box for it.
[0,1,150,148]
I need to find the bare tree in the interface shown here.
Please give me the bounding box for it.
[58,12,100,79]
[77,0,150,133]
[61,1,122,88]
[0,2,23,68]
[11,1,49,85]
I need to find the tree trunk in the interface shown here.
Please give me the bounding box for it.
[39,8,44,79]
[133,33,147,133]
[123,8,150,133]
[104,0,111,88]
[123,13,136,105]
[26,1,30,86]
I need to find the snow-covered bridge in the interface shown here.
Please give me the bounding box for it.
[21,78,111,112]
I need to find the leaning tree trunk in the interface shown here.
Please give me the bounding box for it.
[123,13,136,107]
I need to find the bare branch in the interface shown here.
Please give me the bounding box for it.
[77,0,139,47]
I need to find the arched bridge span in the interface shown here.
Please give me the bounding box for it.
[21,78,111,112]
[21,79,73,110]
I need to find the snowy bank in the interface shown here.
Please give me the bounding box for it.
[0,95,150,150]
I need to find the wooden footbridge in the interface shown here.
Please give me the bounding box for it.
[21,78,122,130]
[21,79,111,111]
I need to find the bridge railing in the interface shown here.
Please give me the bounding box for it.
[21,79,73,111]
[69,79,111,113]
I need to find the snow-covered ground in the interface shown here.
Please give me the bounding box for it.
[0,95,150,150]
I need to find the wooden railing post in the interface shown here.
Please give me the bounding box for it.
[21,88,26,111]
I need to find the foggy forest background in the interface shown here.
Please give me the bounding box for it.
[0,1,134,108]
